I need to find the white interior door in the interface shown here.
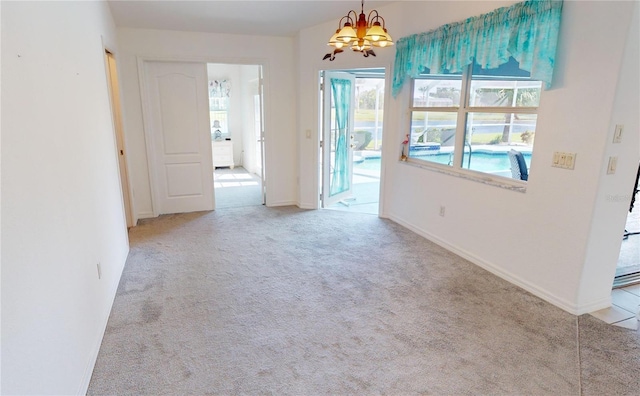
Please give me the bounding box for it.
[144,61,214,214]
[322,71,356,207]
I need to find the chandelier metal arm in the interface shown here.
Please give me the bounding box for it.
[367,11,385,28]
[342,11,357,27]
[336,16,348,29]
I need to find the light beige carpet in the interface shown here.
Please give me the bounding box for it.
[88,206,640,395]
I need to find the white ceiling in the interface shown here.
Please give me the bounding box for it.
[107,1,396,37]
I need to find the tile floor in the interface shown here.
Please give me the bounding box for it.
[590,197,639,328]
[326,152,381,215]
[590,283,640,330]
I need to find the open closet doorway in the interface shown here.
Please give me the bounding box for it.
[320,68,386,215]
[105,49,134,228]
[208,63,266,209]
[614,162,640,287]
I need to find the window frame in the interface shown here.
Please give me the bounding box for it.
[407,64,540,187]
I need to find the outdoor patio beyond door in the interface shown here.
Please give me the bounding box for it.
[320,69,385,215]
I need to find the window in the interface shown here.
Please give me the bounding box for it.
[408,58,542,182]
[209,79,230,139]
[209,96,229,138]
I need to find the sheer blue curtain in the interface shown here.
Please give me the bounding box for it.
[392,0,563,97]
[330,78,351,196]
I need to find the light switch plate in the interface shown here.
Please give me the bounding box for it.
[552,151,576,170]
[613,124,624,143]
[565,153,575,169]
[607,156,617,174]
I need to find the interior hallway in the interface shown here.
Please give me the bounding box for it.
[214,166,262,209]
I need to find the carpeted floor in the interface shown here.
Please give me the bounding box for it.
[88,206,640,395]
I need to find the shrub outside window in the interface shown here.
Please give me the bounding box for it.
[408,58,542,182]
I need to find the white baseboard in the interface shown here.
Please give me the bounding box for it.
[137,211,155,219]
[297,202,318,210]
[388,213,589,316]
[575,296,612,315]
[77,248,128,395]
[266,200,298,207]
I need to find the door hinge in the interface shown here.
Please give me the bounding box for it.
[319,141,323,148]
[319,193,323,200]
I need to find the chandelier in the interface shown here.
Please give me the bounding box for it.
[323,0,394,60]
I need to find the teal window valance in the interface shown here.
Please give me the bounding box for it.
[392,0,563,97]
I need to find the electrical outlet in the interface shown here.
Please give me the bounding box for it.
[439,206,446,217]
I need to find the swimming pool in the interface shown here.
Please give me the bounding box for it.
[355,150,532,174]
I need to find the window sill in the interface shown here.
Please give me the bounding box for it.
[400,158,527,193]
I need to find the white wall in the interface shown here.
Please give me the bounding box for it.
[117,28,297,216]
[578,2,640,307]
[1,1,129,394]
[297,1,638,313]
[0,1,3,391]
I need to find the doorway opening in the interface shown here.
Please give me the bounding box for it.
[207,63,266,209]
[598,162,640,329]
[319,68,386,215]
[614,162,640,288]
[105,49,134,228]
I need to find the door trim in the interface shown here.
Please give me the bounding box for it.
[137,57,161,217]
[103,44,136,227]
[258,66,266,204]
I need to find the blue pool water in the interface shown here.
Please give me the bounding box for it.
[356,151,532,174]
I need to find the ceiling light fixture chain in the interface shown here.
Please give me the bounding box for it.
[323,0,394,61]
